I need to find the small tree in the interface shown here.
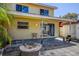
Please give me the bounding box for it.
[0,4,15,48]
[62,13,78,20]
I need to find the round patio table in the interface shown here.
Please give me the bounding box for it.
[19,43,42,56]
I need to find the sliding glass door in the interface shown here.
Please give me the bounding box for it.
[43,24,55,36]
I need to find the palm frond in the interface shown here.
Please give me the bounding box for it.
[0,7,11,28]
[0,4,14,47]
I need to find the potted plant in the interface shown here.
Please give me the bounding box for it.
[66,35,72,43]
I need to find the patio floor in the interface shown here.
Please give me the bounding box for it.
[40,41,79,56]
[0,39,79,56]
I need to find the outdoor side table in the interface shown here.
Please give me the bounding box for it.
[19,43,42,56]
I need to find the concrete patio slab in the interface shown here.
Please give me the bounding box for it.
[40,42,79,56]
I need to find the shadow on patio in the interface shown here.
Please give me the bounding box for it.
[1,38,76,56]
[12,38,76,51]
[41,42,76,51]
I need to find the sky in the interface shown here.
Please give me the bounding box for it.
[44,3,79,17]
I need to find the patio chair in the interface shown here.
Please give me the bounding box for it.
[32,33,37,39]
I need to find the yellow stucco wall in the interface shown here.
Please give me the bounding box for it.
[7,3,54,17]
[6,3,59,40]
[9,16,59,40]
[20,3,54,17]
[9,17,41,40]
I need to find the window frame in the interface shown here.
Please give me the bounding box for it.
[16,4,29,13]
[17,22,29,29]
[16,4,22,12]
[40,9,49,16]
[22,6,29,13]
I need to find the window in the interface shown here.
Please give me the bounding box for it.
[22,6,28,13]
[16,4,22,12]
[44,10,49,16]
[16,4,29,13]
[40,9,44,15]
[40,9,49,16]
[17,22,29,29]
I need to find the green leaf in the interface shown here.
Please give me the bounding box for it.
[0,4,14,47]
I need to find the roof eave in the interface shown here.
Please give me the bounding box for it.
[32,3,58,10]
